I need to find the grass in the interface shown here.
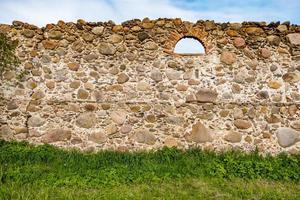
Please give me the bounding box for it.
[0,140,300,199]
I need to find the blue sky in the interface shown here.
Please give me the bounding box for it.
[0,0,299,53]
[0,0,299,26]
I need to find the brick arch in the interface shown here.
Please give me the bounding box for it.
[164,25,212,55]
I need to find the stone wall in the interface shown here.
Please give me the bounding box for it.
[0,18,300,154]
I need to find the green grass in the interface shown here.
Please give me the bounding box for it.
[0,140,300,199]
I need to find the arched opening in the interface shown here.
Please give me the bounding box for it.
[174,37,205,55]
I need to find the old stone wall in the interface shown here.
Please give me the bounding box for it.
[0,18,300,154]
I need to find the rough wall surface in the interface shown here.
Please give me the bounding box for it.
[0,18,300,154]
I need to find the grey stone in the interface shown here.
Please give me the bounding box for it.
[276,127,300,147]
[28,115,45,127]
[98,42,116,55]
[133,129,156,145]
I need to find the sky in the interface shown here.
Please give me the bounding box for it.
[0,0,299,53]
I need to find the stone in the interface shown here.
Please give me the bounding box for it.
[267,35,281,46]
[120,124,132,134]
[164,137,179,147]
[48,30,63,40]
[195,89,218,103]
[31,90,45,100]
[106,124,118,135]
[70,81,80,89]
[142,22,155,29]
[112,25,123,32]
[91,26,104,35]
[291,120,300,130]
[220,51,237,65]
[98,42,116,55]
[233,37,246,48]
[0,125,13,139]
[72,41,84,52]
[165,69,182,80]
[117,73,129,84]
[42,40,57,50]
[7,101,18,110]
[22,29,35,38]
[276,127,300,147]
[28,115,45,127]
[108,34,123,43]
[88,132,107,144]
[111,110,127,125]
[137,82,150,91]
[150,70,163,82]
[76,112,97,128]
[268,80,282,89]
[260,48,271,58]
[234,119,252,129]
[226,30,238,37]
[245,27,264,35]
[144,41,158,50]
[138,32,149,41]
[77,89,89,99]
[185,122,213,143]
[224,131,242,143]
[67,63,80,71]
[277,25,287,32]
[82,33,94,42]
[287,33,300,45]
[133,129,156,145]
[42,129,72,143]
[282,72,300,83]
[46,81,55,89]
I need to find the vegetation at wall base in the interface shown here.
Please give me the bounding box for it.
[0,140,299,199]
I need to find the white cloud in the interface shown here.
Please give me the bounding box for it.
[0,0,299,27]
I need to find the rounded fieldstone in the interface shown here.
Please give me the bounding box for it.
[117,73,129,84]
[67,63,80,71]
[287,33,300,45]
[98,42,116,55]
[48,30,63,40]
[233,37,245,48]
[276,127,300,147]
[88,132,107,144]
[133,129,156,145]
[224,131,242,143]
[220,51,237,65]
[234,119,252,129]
[77,89,89,99]
[76,112,97,128]
[110,110,127,125]
[144,41,158,50]
[150,70,163,82]
[28,115,45,127]
[42,129,72,143]
[92,26,104,35]
[195,89,218,103]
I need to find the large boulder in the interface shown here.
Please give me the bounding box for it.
[185,122,213,143]
[76,112,97,128]
[195,89,218,103]
[133,129,156,145]
[98,42,116,55]
[287,33,300,46]
[42,129,72,143]
[276,127,300,147]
